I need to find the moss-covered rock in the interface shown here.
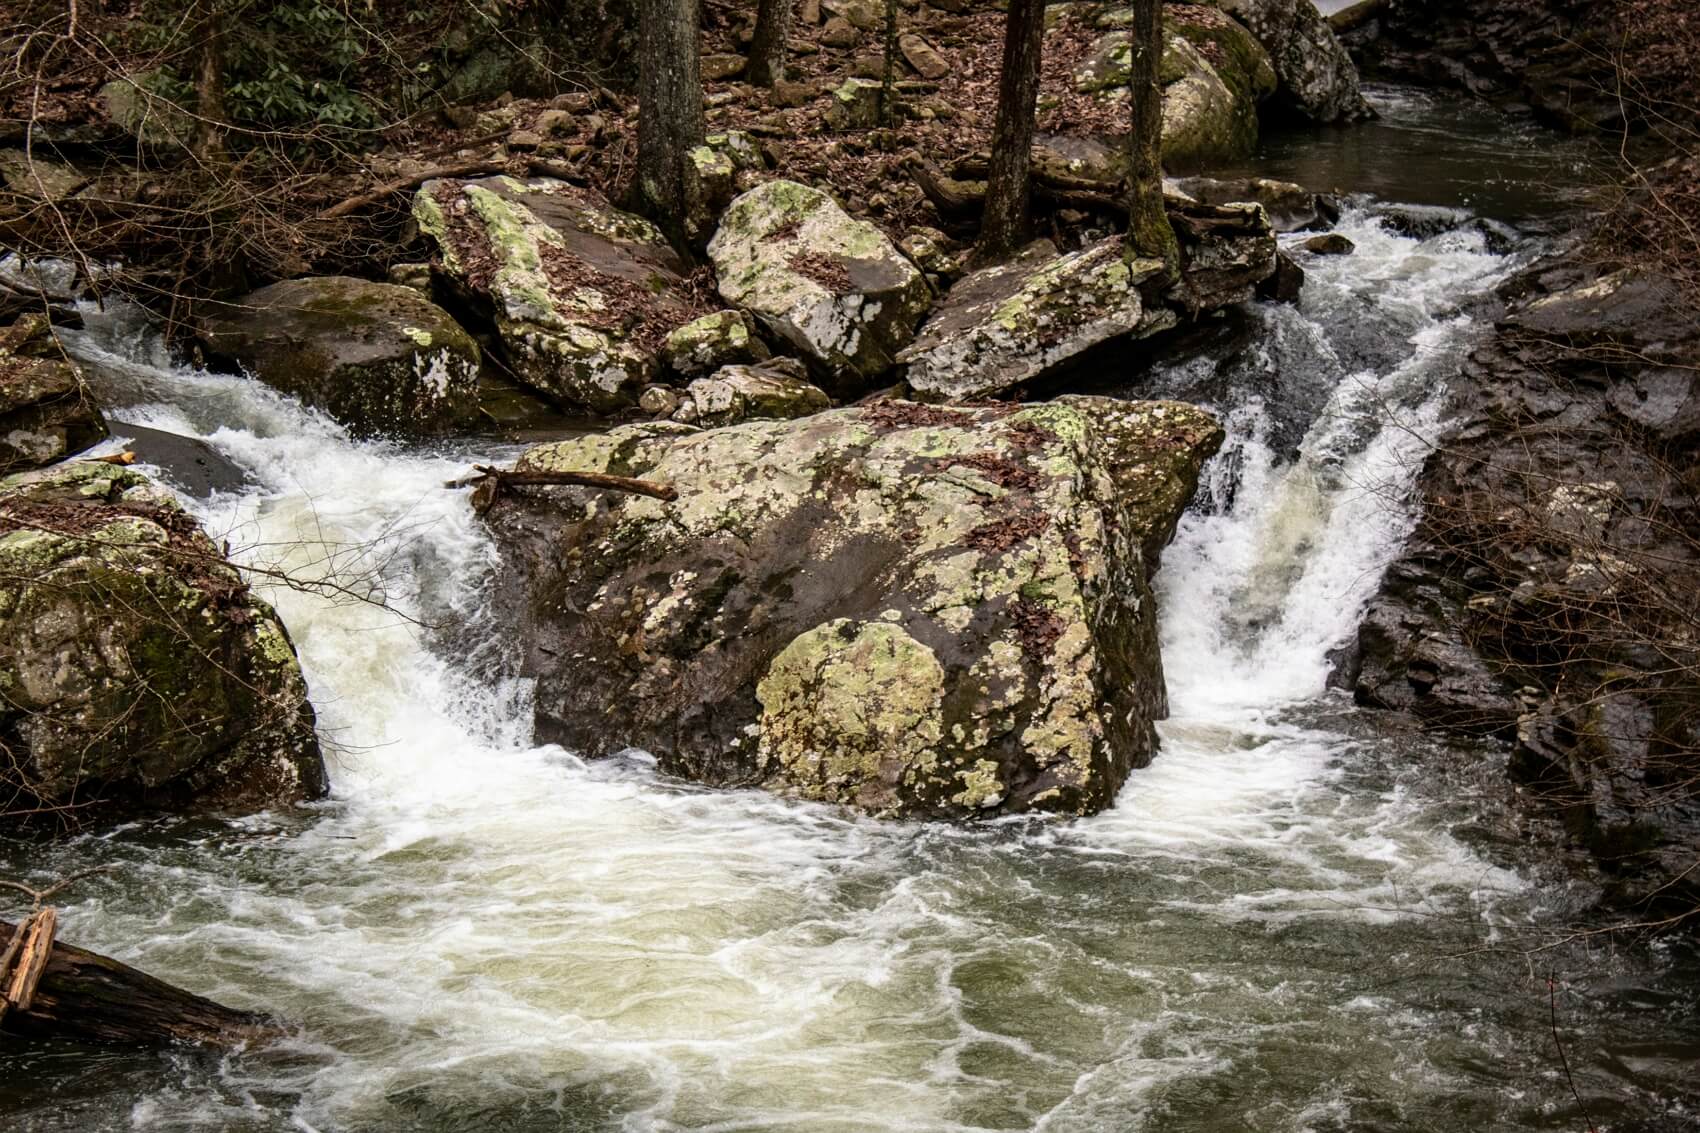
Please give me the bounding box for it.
[414,176,695,414]
[0,315,108,473]
[197,276,481,438]
[1077,29,1261,170]
[485,397,1222,820]
[672,361,831,426]
[1203,0,1373,122]
[706,180,931,395]
[899,238,1174,403]
[0,462,324,825]
[661,310,772,378]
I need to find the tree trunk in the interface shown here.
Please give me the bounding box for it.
[748,0,792,86]
[977,0,1046,262]
[1125,0,1176,267]
[879,0,899,126]
[0,917,275,1046]
[192,0,229,165]
[634,0,705,246]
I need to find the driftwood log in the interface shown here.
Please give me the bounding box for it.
[449,464,678,514]
[0,915,275,1046]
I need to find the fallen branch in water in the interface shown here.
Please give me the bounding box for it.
[447,463,678,514]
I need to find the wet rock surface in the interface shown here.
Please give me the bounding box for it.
[1348,259,1700,911]
[0,461,324,825]
[197,276,482,438]
[487,397,1222,819]
[0,315,108,474]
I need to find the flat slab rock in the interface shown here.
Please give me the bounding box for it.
[899,238,1175,403]
[487,397,1222,819]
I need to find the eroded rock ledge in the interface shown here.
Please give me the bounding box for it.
[487,397,1222,818]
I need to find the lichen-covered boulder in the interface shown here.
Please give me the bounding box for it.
[414,176,696,413]
[1075,18,1273,170]
[672,360,831,426]
[707,180,931,395]
[899,238,1175,402]
[1204,0,1372,122]
[0,315,107,473]
[661,310,772,378]
[486,397,1222,819]
[0,462,325,824]
[197,276,480,438]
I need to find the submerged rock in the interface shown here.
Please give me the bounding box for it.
[0,462,324,824]
[487,398,1222,819]
[414,176,696,413]
[0,315,108,473]
[197,276,481,438]
[899,238,1174,402]
[707,180,931,395]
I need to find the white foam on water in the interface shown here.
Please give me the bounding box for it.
[25,209,1582,1132]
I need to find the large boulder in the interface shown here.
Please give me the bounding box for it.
[197,276,481,438]
[1205,0,1373,122]
[487,398,1222,818]
[899,238,1175,402]
[706,180,932,395]
[1074,15,1276,169]
[0,462,325,823]
[413,176,696,413]
[0,315,108,473]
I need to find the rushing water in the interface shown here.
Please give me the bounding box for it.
[6,102,1700,1132]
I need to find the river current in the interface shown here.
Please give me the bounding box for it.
[3,89,1698,1131]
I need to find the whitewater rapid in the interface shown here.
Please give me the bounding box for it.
[5,200,1693,1133]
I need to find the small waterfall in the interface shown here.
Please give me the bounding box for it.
[8,199,1693,1132]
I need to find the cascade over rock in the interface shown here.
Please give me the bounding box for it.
[413,176,695,414]
[1348,261,1700,911]
[486,397,1222,819]
[0,461,325,824]
[197,276,482,438]
[706,180,932,396]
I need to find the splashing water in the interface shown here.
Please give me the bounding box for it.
[3,208,1698,1130]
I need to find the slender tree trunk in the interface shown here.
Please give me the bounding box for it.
[1125,0,1175,267]
[879,0,899,126]
[977,0,1046,262]
[193,0,228,165]
[634,0,705,245]
[748,0,792,86]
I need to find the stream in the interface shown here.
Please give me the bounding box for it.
[3,87,1699,1132]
